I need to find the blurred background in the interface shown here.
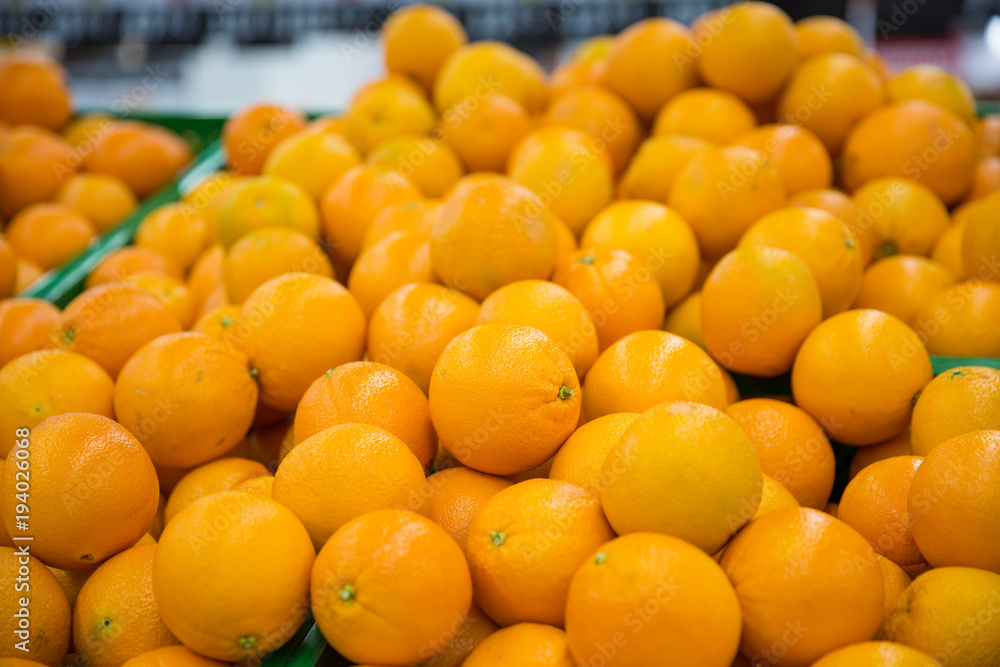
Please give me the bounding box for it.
[1,0,999,112]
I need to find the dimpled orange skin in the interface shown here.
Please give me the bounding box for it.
[583,330,728,419]
[430,177,558,301]
[733,124,833,197]
[908,430,1000,573]
[214,176,321,250]
[348,230,437,318]
[0,237,15,297]
[438,93,533,174]
[263,130,361,200]
[617,134,714,203]
[913,280,1000,357]
[417,601,498,667]
[113,333,258,469]
[1,414,158,570]
[669,146,787,260]
[223,226,334,304]
[153,493,314,662]
[653,88,757,145]
[0,297,59,367]
[789,188,874,265]
[293,361,437,471]
[549,413,638,496]
[162,457,270,524]
[0,548,71,666]
[429,325,580,476]
[0,126,76,218]
[911,367,1000,456]
[541,85,640,173]
[272,423,427,549]
[852,178,951,259]
[343,78,435,156]
[6,203,96,271]
[134,202,210,272]
[423,468,513,551]
[566,532,742,667]
[466,479,615,627]
[963,190,1000,281]
[433,41,549,114]
[853,255,956,328]
[84,122,192,198]
[73,545,179,667]
[754,474,800,520]
[721,508,885,667]
[795,16,864,59]
[311,510,473,666]
[601,401,762,553]
[235,273,366,411]
[811,642,942,667]
[122,645,228,667]
[55,172,138,234]
[463,623,575,667]
[702,246,823,377]
[222,103,308,175]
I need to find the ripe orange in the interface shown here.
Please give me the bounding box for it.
[162,457,270,523]
[541,85,640,173]
[463,623,574,667]
[853,255,956,327]
[215,175,320,249]
[85,246,183,288]
[601,401,762,552]
[182,172,243,235]
[466,479,615,626]
[550,35,614,95]
[311,509,472,665]
[789,187,874,264]
[382,4,467,91]
[367,135,464,198]
[222,226,333,304]
[0,297,59,367]
[367,282,480,393]
[878,555,912,628]
[566,532,742,667]
[344,77,436,155]
[0,236,15,297]
[911,366,1000,456]
[429,324,580,476]
[653,88,757,144]
[438,93,532,173]
[617,134,714,203]
[294,361,436,471]
[55,172,138,233]
[122,646,227,667]
[702,246,822,377]
[73,544,178,667]
[0,125,76,218]
[754,474,801,520]
[852,178,950,258]
[262,130,360,199]
[0,547,71,666]
[190,304,242,343]
[1,413,158,570]
[126,272,198,329]
[423,467,512,551]
[795,16,864,59]
[84,122,192,197]
[361,200,437,251]
[0,54,72,130]
[962,190,1000,281]
[235,273,366,411]
[6,203,96,271]
[153,493,314,661]
[52,283,182,378]
[187,244,225,303]
[886,64,976,124]
[733,124,833,197]
[663,291,704,348]
[583,331,728,419]
[347,230,436,318]
[272,423,426,548]
[851,430,914,479]
[417,601,498,667]
[434,41,548,114]
[222,103,308,175]
[980,114,1000,157]
[134,203,211,272]
[13,257,43,295]
[968,156,1000,201]
[913,280,1000,357]
[811,642,943,667]
[792,309,932,445]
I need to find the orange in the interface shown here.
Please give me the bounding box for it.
[114,332,258,468]
[881,567,1000,666]
[321,164,422,266]
[778,53,885,153]
[367,135,464,198]
[722,508,884,665]
[476,280,598,377]
[187,244,225,303]
[913,280,1000,357]
[726,398,836,509]
[73,545,178,667]
[1,413,158,569]
[663,291,704,348]
[417,602,498,667]
[583,331,727,419]
[222,103,307,175]
[969,156,1000,201]
[541,85,640,173]
[344,77,436,155]
[153,493,314,661]
[550,35,614,95]
[367,282,480,393]
[222,226,333,303]
[962,190,1000,281]
[347,230,435,317]
[85,246,184,288]
[466,479,614,626]
[0,54,72,130]
[738,206,863,316]
[653,88,757,144]
[616,134,713,203]
[121,646,227,667]
[0,350,114,457]
[307,115,346,137]
[133,204,209,272]
[581,200,700,309]
[54,172,138,233]
[795,15,864,59]
[0,547,71,666]
[273,423,426,548]
[792,309,933,445]
[84,122,192,197]
[811,642,942,667]
[886,64,976,124]
[912,367,1000,456]
[840,456,928,575]
[878,555,912,629]
[13,258,43,295]
[214,175,319,249]
[852,178,950,258]
[0,236,15,298]
[599,18,698,121]
[566,532,741,667]
[6,203,96,271]
[694,2,798,104]
[434,41,548,114]
[669,146,786,260]
[790,187,874,264]
[162,457,270,523]
[361,200,437,252]
[0,125,76,218]
[235,273,365,411]
[851,430,914,478]
[754,474,800,520]
[52,283,182,378]
[438,93,532,173]
[463,623,573,667]
[841,100,978,206]
[126,272,198,329]
[0,297,59,367]
[262,130,360,199]
[908,430,1000,572]
[62,112,113,151]
[430,177,557,300]
[382,4,468,91]
[853,255,956,327]
[506,127,614,234]
[702,246,822,377]
[181,171,243,235]
[980,114,1000,157]
[551,247,666,352]
[231,475,273,497]
[47,564,92,610]
[601,401,762,552]
[733,124,833,197]
[429,324,580,475]
[190,304,242,343]
[422,467,512,551]
[294,361,436,470]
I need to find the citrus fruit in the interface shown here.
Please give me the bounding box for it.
[422,467,513,551]
[214,175,319,249]
[541,85,640,173]
[617,134,714,203]
[852,178,950,259]
[84,122,192,197]
[344,77,436,155]
[851,430,914,478]
[162,457,270,523]
[0,126,76,218]
[381,4,468,91]
[733,124,833,197]
[550,35,613,95]
[121,646,227,667]
[134,203,210,272]
[853,255,956,327]
[55,172,137,234]
[789,187,874,264]
[653,88,757,144]
[222,226,333,304]
[85,246,183,288]
[663,291,704,348]
[6,203,96,271]
[360,200,437,252]
[0,297,60,367]
[0,54,72,130]
[434,41,548,114]
[347,230,436,318]
[886,64,976,123]
[262,129,360,199]
[418,602,498,667]
[462,623,574,667]
[438,93,532,173]
[222,103,308,175]
[367,135,464,198]
[754,474,800,520]
[0,547,71,666]
[795,15,864,59]
[549,412,638,496]
[811,642,942,667]
[962,190,1000,281]
[911,366,1000,456]
[913,280,1000,357]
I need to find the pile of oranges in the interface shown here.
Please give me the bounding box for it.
[3,2,1000,666]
